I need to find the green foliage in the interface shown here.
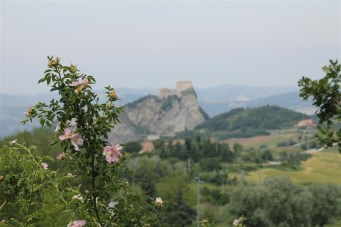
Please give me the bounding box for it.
[278,151,311,169]
[0,142,69,226]
[152,139,165,150]
[233,143,244,153]
[128,156,170,198]
[175,129,207,140]
[196,108,245,131]
[199,106,210,120]
[157,136,235,164]
[240,148,274,164]
[298,60,341,151]
[276,139,296,147]
[157,174,195,207]
[309,184,341,227]
[0,127,62,170]
[201,170,236,186]
[124,141,142,154]
[201,187,229,205]
[200,157,222,171]
[160,190,196,226]
[231,177,310,227]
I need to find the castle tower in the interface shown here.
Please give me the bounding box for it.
[159,81,193,99]
[159,88,169,99]
[176,81,193,92]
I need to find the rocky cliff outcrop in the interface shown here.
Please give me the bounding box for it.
[109,84,207,143]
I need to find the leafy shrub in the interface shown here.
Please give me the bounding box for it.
[1,57,161,226]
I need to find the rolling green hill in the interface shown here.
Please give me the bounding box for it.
[194,105,309,140]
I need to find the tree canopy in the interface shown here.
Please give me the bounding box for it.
[298,60,341,151]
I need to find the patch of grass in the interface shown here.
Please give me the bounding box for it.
[224,130,317,154]
[224,132,298,149]
[243,152,341,184]
[324,146,340,153]
[326,219,341,227]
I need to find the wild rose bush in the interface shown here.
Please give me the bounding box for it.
[1,56,161,226]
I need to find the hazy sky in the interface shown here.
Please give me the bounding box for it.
[1,0,340,94]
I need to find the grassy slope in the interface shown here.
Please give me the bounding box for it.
[224,131,298,149]
[243,151,341,184]
[224,130,314,154]
[224,129,341,184]
[326,219,341,227]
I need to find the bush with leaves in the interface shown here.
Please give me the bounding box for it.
[0,142,66,226]
[298,60,341,151]
[1,56,161,226]
[230,177,341,227]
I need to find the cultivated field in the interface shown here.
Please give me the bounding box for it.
[223,129,314,153]
[244,151,341,184]
[224,132,298,148]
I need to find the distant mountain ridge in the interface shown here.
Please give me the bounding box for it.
[0,84,314,138]
[0,93,55,137]
[245,91,316,115]
[196,86,315,117]
[197,85,298,103]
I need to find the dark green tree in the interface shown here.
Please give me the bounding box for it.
[200,157,222,171]
[124,141,142,154]
[230,184,273,227]
[161,190,196,227]
[233,143,244,154]
[152,139,165,150]
[221,143,234,162]
[264,177,312,227]
[129,156,168,196]
[261,150,273,161]
[308,184,341,227]
[140,176,156,197]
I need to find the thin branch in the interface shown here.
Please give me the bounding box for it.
[92,154,102,225]
[0,199,6,211]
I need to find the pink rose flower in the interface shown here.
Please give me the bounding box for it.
[41,162,48,170]
[70,134,84,151]
[70,76,89,93]
[70,77,88,87]
[155,197,163,206]
[56,152,66,160]
[102,144,123,163]
[59,128,73,141]
[24,107,34,117]
[59,128,83,151]
[67,220,86,227]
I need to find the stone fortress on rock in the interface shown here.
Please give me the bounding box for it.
[109,80,206,144]
[159,81,193,99]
